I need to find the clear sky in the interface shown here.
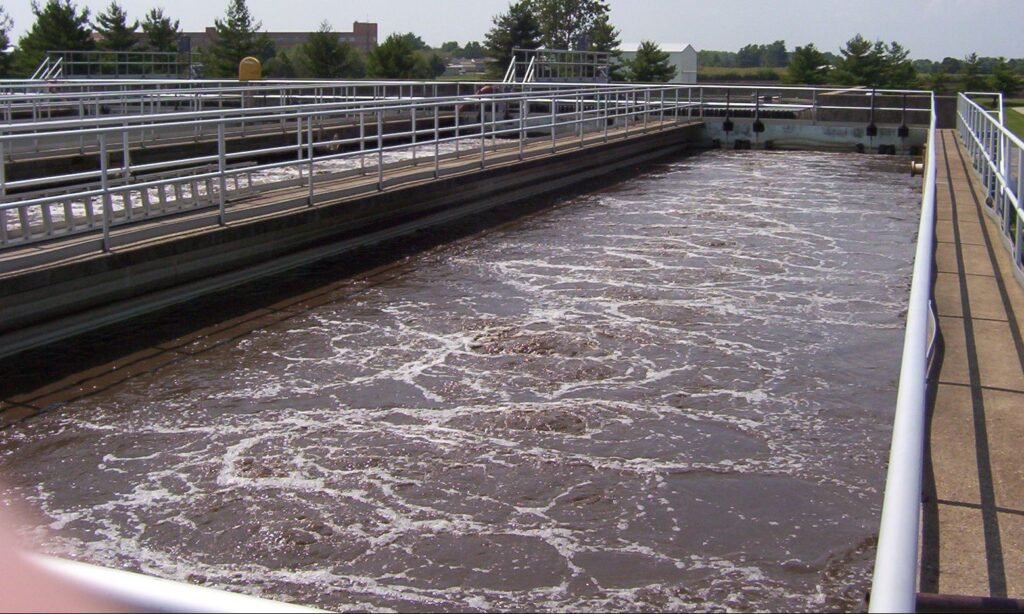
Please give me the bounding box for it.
[4,0,1022,60]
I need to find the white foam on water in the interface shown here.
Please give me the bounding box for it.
[0,149,919,611]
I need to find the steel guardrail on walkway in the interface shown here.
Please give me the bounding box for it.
[868,92,937,613]
[0,83,704,253]
[0,83,935,259]
[29,554,321,613]
[957,92,1024,284]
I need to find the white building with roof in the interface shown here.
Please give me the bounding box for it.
[618,43,698,84]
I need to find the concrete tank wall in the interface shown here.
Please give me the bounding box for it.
[0,124,704,358]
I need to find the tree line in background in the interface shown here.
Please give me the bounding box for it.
[0,0,1020,93]
[483,0,677,82]
[703,35,1022,94]
[0,0,446,79]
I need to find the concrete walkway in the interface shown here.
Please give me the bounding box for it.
[921,129,1024,603]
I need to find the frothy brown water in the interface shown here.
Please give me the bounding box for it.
[0,150,920,611]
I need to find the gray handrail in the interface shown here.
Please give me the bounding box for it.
[868,92,937,613]
[31,554,321,613]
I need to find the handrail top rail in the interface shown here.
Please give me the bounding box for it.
[0,85,692,139]
[959,92,1024,150]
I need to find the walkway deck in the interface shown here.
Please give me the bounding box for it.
[921,129,1024,603]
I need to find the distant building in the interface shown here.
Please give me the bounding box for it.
[181,21,378,54]
[444,58,488,76]
[618,43,698,84]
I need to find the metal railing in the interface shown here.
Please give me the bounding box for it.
[30,554,320,612]
[41,49,195,79]
[0,80,934,134]
[0,83,935,259]
[0,83,699,254]
[869,92,937,613]
[957,92,1024,283]
[29,56,63,81]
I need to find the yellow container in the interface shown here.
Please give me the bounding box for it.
[238,56,261,81]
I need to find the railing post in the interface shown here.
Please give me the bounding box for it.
[625,91,631,137]
[603,91,609,142]
[550,95,556,154]
[217,122,226,225]
[359,112,365,174]
[0,141,6,245]
[434,104,440,179]
[377,110,384,190]
[296,115,303,178]
[100,132,112,252]
[411,104,417,164]
[519,94,526,161]
[480,100,486,168]
[307,117,314,206]
[644,89,650,132]
[454,102,461,158]
[578,94,583,147]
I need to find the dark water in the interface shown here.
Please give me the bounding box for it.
[0,150,920,611]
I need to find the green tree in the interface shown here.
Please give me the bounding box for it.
[962,52,986,91]
[736,43,763,68]
[929,69,949,94]
[698,49,737,68]
[833,36,917,88]
[624,40,675,82]
[439,40,460,54]
[832,34,885,86]
[366,33,423,78]
[13,0,93,76]
[207,0,273,77]
[399,32,428,51]
[588,13,618,52]
[0,7,12,77]
[785,43,829,84]
[912,59,936,74]
[588,12,621,79]
[990,58,1021,96]
[939,56,962,73]
[263,47,297,78]
[530,0,609,50]
[763,40,788,67]
[299,21,364,78]
[141,8,180,52]
[484,0,541,76]
[93,2,137,51]
[421,51,446,78]
[462,41,485,59]
[881,41,915,88]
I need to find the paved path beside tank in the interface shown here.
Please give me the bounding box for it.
[921,129,1024,603]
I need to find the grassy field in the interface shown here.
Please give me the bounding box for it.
[1002,99,1024,141]
[979,98,1024,140]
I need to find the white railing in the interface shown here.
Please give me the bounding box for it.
[957,92,1024,283]
[30,555,321,613]
[869,92,937,613]
[0,84,936,258]
[29,56,63,81]
[0,83,697,254]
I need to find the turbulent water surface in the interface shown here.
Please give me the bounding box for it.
[0,150,920,611]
